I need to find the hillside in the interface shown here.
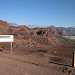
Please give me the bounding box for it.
[46,25,75,36]
[0,52,75,75]
[0,20,75,75]
[0,20,69,49]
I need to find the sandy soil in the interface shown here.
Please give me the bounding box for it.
[0,52,63,75]
[0,46,75,75]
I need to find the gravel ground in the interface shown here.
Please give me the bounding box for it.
[0,52,73,75]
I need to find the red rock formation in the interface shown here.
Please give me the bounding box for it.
[0,20,9,27]
[56,29,69,36]
[0,20,69,47]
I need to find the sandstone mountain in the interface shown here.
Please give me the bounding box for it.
[46,25,75,36]
[0,20,75,75]
[0,20,69,49]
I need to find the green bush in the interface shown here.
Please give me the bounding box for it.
[16,45,19,47]
[1,46,5,49]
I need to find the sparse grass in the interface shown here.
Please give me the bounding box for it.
[55,36,75,45]
[1,46,5,49]
[22,41,26,45]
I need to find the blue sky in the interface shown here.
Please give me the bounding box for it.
[0,0,75,27]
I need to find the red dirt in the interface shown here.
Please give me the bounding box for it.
[0,20,75,75]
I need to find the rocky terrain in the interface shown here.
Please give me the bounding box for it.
[46,25,75,36]
[0,20,75,75]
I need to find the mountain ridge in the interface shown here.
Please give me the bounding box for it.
[0,20,69,49]
[46,25,75,35]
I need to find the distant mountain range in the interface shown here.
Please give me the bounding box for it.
[8,23,75,36]
[46,25,75,35]
[1,20,75,36]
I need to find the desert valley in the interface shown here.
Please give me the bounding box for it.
[0,20,75,75]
